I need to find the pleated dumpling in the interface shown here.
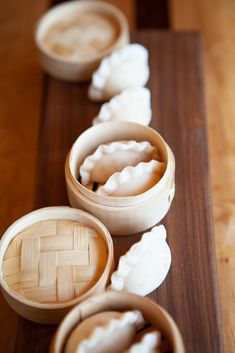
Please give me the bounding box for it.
[97,160,166,197]
[109,225,171,296]
[79,141,160,186]
[65,310,145,353]
[124,332,161,353]
[92,87,152,126]
[88,44,149,101]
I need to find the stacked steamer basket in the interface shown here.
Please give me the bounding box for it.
[50,292,184,353]
[65,121,175,235]
[0,207,114,324]
[34,0,129,81]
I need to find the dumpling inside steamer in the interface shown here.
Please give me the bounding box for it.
[124,332,161,353]
[64,310,145,353]
[64,310,173,353]
[79,140,161,186]
[88,43,149,102]
[97,160,165,197]
[78,139,166,197]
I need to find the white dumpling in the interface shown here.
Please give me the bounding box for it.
[79,141,160,186]
[124,332,161,353]
[88,44,149,101]
[92,87,152,126]
[97,160,165,197]
[65,310,145,353]
[109,225,171,296]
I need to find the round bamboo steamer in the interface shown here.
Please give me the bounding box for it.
[50,291,185,353]
[35,0,129,81]
[65,122,175,235]
[0,207,114,324]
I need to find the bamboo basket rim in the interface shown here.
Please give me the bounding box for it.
[51,291,185,353]
[66,160,175,212]
[67,122,175,207]
[35,0,129,65]
[0,207,114,310]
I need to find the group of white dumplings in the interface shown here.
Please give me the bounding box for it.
[79,140,166,197]
[88,43,152,126]
[80,43,159,197]
[78,42,172,295]
[74,42,172,350]
[65,310,171,353]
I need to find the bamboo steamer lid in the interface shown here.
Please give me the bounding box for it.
[65,122,175,235]
[0,207,114,324]
[50,291,185,353]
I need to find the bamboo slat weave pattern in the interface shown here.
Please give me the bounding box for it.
[3,220,108,303]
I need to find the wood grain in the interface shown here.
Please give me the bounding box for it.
[0,1,47,352]
[170,2,235,352]
[10,31,223,353]
[105,0,136,29]
[0,1,228,352]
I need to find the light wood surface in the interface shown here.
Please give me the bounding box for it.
[0,0,47,350]
[0,0,232,352]
[170,2,235,352]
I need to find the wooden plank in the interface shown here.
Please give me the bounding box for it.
[11,31,223,353]
[0,0,47,233]
[170,2,235,352]
[0,1,47,353]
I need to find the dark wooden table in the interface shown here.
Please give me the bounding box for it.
[6,30,223,353]
[0,27,223,353]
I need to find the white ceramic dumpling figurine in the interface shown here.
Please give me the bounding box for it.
[97,160,166,197]
[65,310,145,353]
[88,44,150,101]
[79,141,160,185]
[92,87,152,126]
[124,332,161,353]
[109,225,171,296]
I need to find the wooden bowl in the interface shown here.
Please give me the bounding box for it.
[65,122,175,235]
[50,291,185,353]
[34,0,129,81]
[0,207,114,324]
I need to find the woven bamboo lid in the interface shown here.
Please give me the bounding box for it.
[3,219,107,304]
[0,207,114,323]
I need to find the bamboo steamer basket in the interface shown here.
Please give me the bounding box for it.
[34,0,129,81]
[0,207,114,324]
[65,122,175,235]
[50,291,184,353]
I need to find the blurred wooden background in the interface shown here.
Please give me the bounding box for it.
[0,0,234,352]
